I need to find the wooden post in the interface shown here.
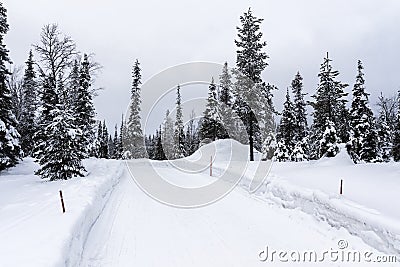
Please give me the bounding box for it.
[59,190,66,213]
[339,179,343,195]
[210,156,213,177]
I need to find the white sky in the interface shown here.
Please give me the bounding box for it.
[3,0,400,132]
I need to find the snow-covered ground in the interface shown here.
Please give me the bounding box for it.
[0,158,124,267]
[0,140,399,266]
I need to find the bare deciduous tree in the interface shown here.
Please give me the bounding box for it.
[34,24,78,83]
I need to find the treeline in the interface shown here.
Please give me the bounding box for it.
[0,1,102,179]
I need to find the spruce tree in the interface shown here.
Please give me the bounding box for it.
[112,124,120,159]
[319,120,339,157]
[126,59,144,158]
[185,110,199,156]
[392,90,400,161]
[218,62,235,139]
[234,8,269,161]
[274,140,290,162]
[291,72,308,141]
[0,2,21,170]
[100,120,109,158]
[310,53,348,159]
[35,77,85,180]
[173,85,185,158]
[162,109,175,159]
[33,77,58,161]
[19,50,37,156]
[276,89,296,155]
[348,61,379,163]
[74,54,96,155]
[200,77,223,141]
[154,126,166,160]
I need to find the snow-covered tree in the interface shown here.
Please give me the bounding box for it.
[154,126,166,160]
[185,110,199,156]
[173,85,185,158]
[291,137,310,162]
[234,7,269,161]
[35,105,85,180]
[348,61,379,163]
[393,90,400,162]
[200,77,223,141]
[74,54,96,155]
[319,120,339,158]
[276,89,296,154]
[162,109,174,159]
[261,132,276,160]
[18,50,38,156]
[126,59,145,158]
[0,2,21,170]
[310,53,348,159]
[218,62,235,139]
[291,72,308,141]
[274,140,290,162]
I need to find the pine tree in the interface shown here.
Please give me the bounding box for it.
[0,2,21,170]
[234,7,269,161]
[33,77,58,161]
[291,72,308,141]
[112,124,120,159]
[35,76,85,180]
[100,120,109,158]
[348,61,379,163]
[162,109,174,159]
[218,62,235,139]
[173,85,185,158]
[185,110,199,156]
[310,53,348,159]
[276,89,296,155]
[119,114,126,158]
[319,120,339,157]
[392,90,400,161]
[274,140,290,162]
[74,54,96,155]
[154,126,166,160]
[200,77,223,141]
[18,50,38,156]
[126,59,144,158]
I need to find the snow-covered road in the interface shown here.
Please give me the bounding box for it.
[79,163,394,267]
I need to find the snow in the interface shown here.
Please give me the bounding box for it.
[0,157,124,267]
[0,140,399,266]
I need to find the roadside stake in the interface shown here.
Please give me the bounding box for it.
[59,190,66,213]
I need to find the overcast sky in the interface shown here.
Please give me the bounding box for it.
[3,0,400,132]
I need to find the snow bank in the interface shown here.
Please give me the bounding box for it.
[186,140,400,257]
[0,158,124,267]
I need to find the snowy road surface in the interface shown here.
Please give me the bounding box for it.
[79,162,394,267]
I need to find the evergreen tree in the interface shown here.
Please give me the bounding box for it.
[19,50,38,156]
[276,89,296,155]
[319,120,339,157]
[35,106,85,180]
[218,62,235,139]
[100,120,109,158]
[291,72,308,141]
[234,8,269,161]
[0,2,21,170]
[119,114,127,158]
[200,77,223,141]
[310,53,348,159]
[274,140,290,162]
[112,124,120,159]
[74,54,96,155]
[154,126,166,160]
[185,110,199,156]
[33,77,58,161]
[348,61,379,163]
[126,59,144,158]
[393,90,400,161]
[173,85,185,158]
[34,76,85,180]
[162,109,174,159]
